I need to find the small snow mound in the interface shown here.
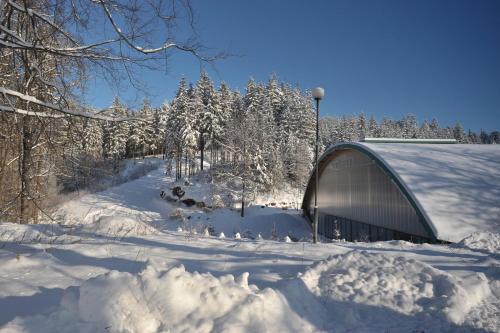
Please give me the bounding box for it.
[5,265,315,333]
[300,250,490,325]
[456,232,500,254]
[203,228,210,237]
[169,208,183,219]
[256,233,263,240]
[219,232,225,239]
[234,232,241,240]
[81,215,157,237]
[176,227,183,232]
[284,236,292,243]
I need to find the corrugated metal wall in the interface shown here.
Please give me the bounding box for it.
[309,149,431,238]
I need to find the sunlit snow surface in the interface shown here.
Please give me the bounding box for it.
[360,143,500,242]
[0,162,498,332]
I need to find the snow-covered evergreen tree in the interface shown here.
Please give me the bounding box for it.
[368,116,380,137]
[102,97,130,163]
[453,123,466,143]
[195,72,217,169]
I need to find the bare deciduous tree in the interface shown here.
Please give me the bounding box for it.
[0,0,216,223]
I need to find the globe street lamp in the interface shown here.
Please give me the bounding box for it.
[312,87,324,244]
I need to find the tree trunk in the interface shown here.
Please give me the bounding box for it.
[19,117,33,224]
[200,133,204,171]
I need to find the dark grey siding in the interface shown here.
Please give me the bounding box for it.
[308,149,431,239]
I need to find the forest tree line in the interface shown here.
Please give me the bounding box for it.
[1,71,498,223]
[319,114,499,148]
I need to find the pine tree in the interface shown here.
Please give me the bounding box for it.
[153,104,168,156]
[452,123,466,143]
[357,113,368,140]
[166,78,192,178]
[401,114,418,139]
[430,118,440,138]
[102,97,130,164]
[480,130,490,144]
[419,120,432,139]
[195,71,216,169]
[368,116,379,137]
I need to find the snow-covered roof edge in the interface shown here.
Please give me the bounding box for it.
[362,138,457,144]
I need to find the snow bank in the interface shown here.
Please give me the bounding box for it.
[456,232,500,254]
[79,215,157,238]
[4,264,315,333]
[0,215,157,244]
[300,251,490,327]
[0,222,75,244]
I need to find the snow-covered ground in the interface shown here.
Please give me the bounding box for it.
[0,162,498,332]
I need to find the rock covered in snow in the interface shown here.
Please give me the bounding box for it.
[284,236,292,243]
[219,232,225,239]
[234,232,241,240]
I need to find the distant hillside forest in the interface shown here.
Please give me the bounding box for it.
[1,71,498,223]
[319,114,499,148]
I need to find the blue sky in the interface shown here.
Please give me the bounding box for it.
[86,0,500,132]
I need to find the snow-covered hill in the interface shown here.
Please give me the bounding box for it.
[0,162,498,332]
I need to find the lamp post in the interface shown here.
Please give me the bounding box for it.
[312,87,324,244]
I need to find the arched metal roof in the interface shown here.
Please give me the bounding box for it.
[302,142,500,242]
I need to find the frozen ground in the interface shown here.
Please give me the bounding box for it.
[0,162,498,332]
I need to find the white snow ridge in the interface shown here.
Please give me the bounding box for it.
[3,264,315,333]
[297,251,491,332]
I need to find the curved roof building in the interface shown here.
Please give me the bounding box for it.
[302,142,500,243]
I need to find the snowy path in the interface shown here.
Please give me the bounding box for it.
[54,162,173,226]
[0,163,498,332]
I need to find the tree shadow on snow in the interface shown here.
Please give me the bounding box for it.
[46,248,146,274]
[0,286,78,326]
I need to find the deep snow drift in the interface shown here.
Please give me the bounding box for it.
[0,161,498,332]
[2,249,496,333]
[3,264,315,333]
[300,251,490,330]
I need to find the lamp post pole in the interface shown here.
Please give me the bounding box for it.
[312,87,324,244]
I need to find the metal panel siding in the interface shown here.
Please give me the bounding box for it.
[314,149,430,238]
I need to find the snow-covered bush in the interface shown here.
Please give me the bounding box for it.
[212,194,225,209]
